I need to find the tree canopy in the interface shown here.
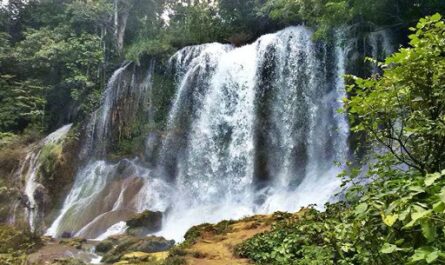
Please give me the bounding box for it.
[0,0,443,134]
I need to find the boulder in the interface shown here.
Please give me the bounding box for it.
[99,235,174,264]
[126,210,162,237]
[61,232,73,239]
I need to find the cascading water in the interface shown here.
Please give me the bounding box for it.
[15,124,72,233]
[46,61,162,239]
[47,26,394,242]
[157,26,349,240]
[368,30,395,60]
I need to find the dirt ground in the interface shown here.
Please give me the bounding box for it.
[180,215,275,265]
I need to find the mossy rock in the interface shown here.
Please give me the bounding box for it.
[96,240,113,253]
[127,211,162,230]
[114,251,169,265]
[126,211,163,237]
[38,143,63,183]
[122,251,152,260]
[183,220,235,246]
[59,237,87,250]
[100,235,174,264]
[49,257,86,265]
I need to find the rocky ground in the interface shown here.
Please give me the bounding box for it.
[0,210,305,265]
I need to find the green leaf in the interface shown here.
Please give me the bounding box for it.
[381,243,399,254]
[382,213,398,227]
[432,202,445,213]
[412,207,431,222]
[425,172,442,186]
[399,207,411,221]
[354,203,368,215]
[404,207,432,228]
[421,221,436,241]
[409,186,425,193]
[431,13,442,22]
[440,187,445,203]
[426,251,439,263]
[410,247,435,262]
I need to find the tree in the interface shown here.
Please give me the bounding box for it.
[346,13,445,174]
[260,0,445,38]
[0,0,108,132]
[0,76,46,132]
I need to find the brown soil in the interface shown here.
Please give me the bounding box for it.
[179,215,275,265]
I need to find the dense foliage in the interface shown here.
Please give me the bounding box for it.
[261,0,445,38]
[0,0,108,133]
[1,0,442,136]
[348,13,445,174]
[236,14,445,265]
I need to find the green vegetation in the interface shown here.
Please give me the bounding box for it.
[38,143,63,183]
[261,0,445,38]
[236,14,445,265]
[1,0,442,136]
[347,13,445,174]
[0,225,41,265]
[182,220,235,247]
[0,0,107,133]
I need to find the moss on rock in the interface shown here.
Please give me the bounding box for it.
[49,258,86,265]
[126,210,163,237]
[99,235,174,264]
[40,127,82,226]
[183,220,235,246]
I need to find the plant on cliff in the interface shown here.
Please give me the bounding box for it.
[237,14,445,265]
[38,143,63,183]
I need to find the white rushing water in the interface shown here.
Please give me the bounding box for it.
[156,26,349,240]
[47,26,395,242]
[16,124,72,233]
[46,62,161,239]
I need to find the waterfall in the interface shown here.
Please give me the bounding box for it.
[46,61,161,239]
[155,26,349,240]
[368,29,395,63]
[47,26,395,242]
[15,124,72,233]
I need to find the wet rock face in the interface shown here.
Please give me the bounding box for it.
[126,210,163,237]
[97,235,174,264]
